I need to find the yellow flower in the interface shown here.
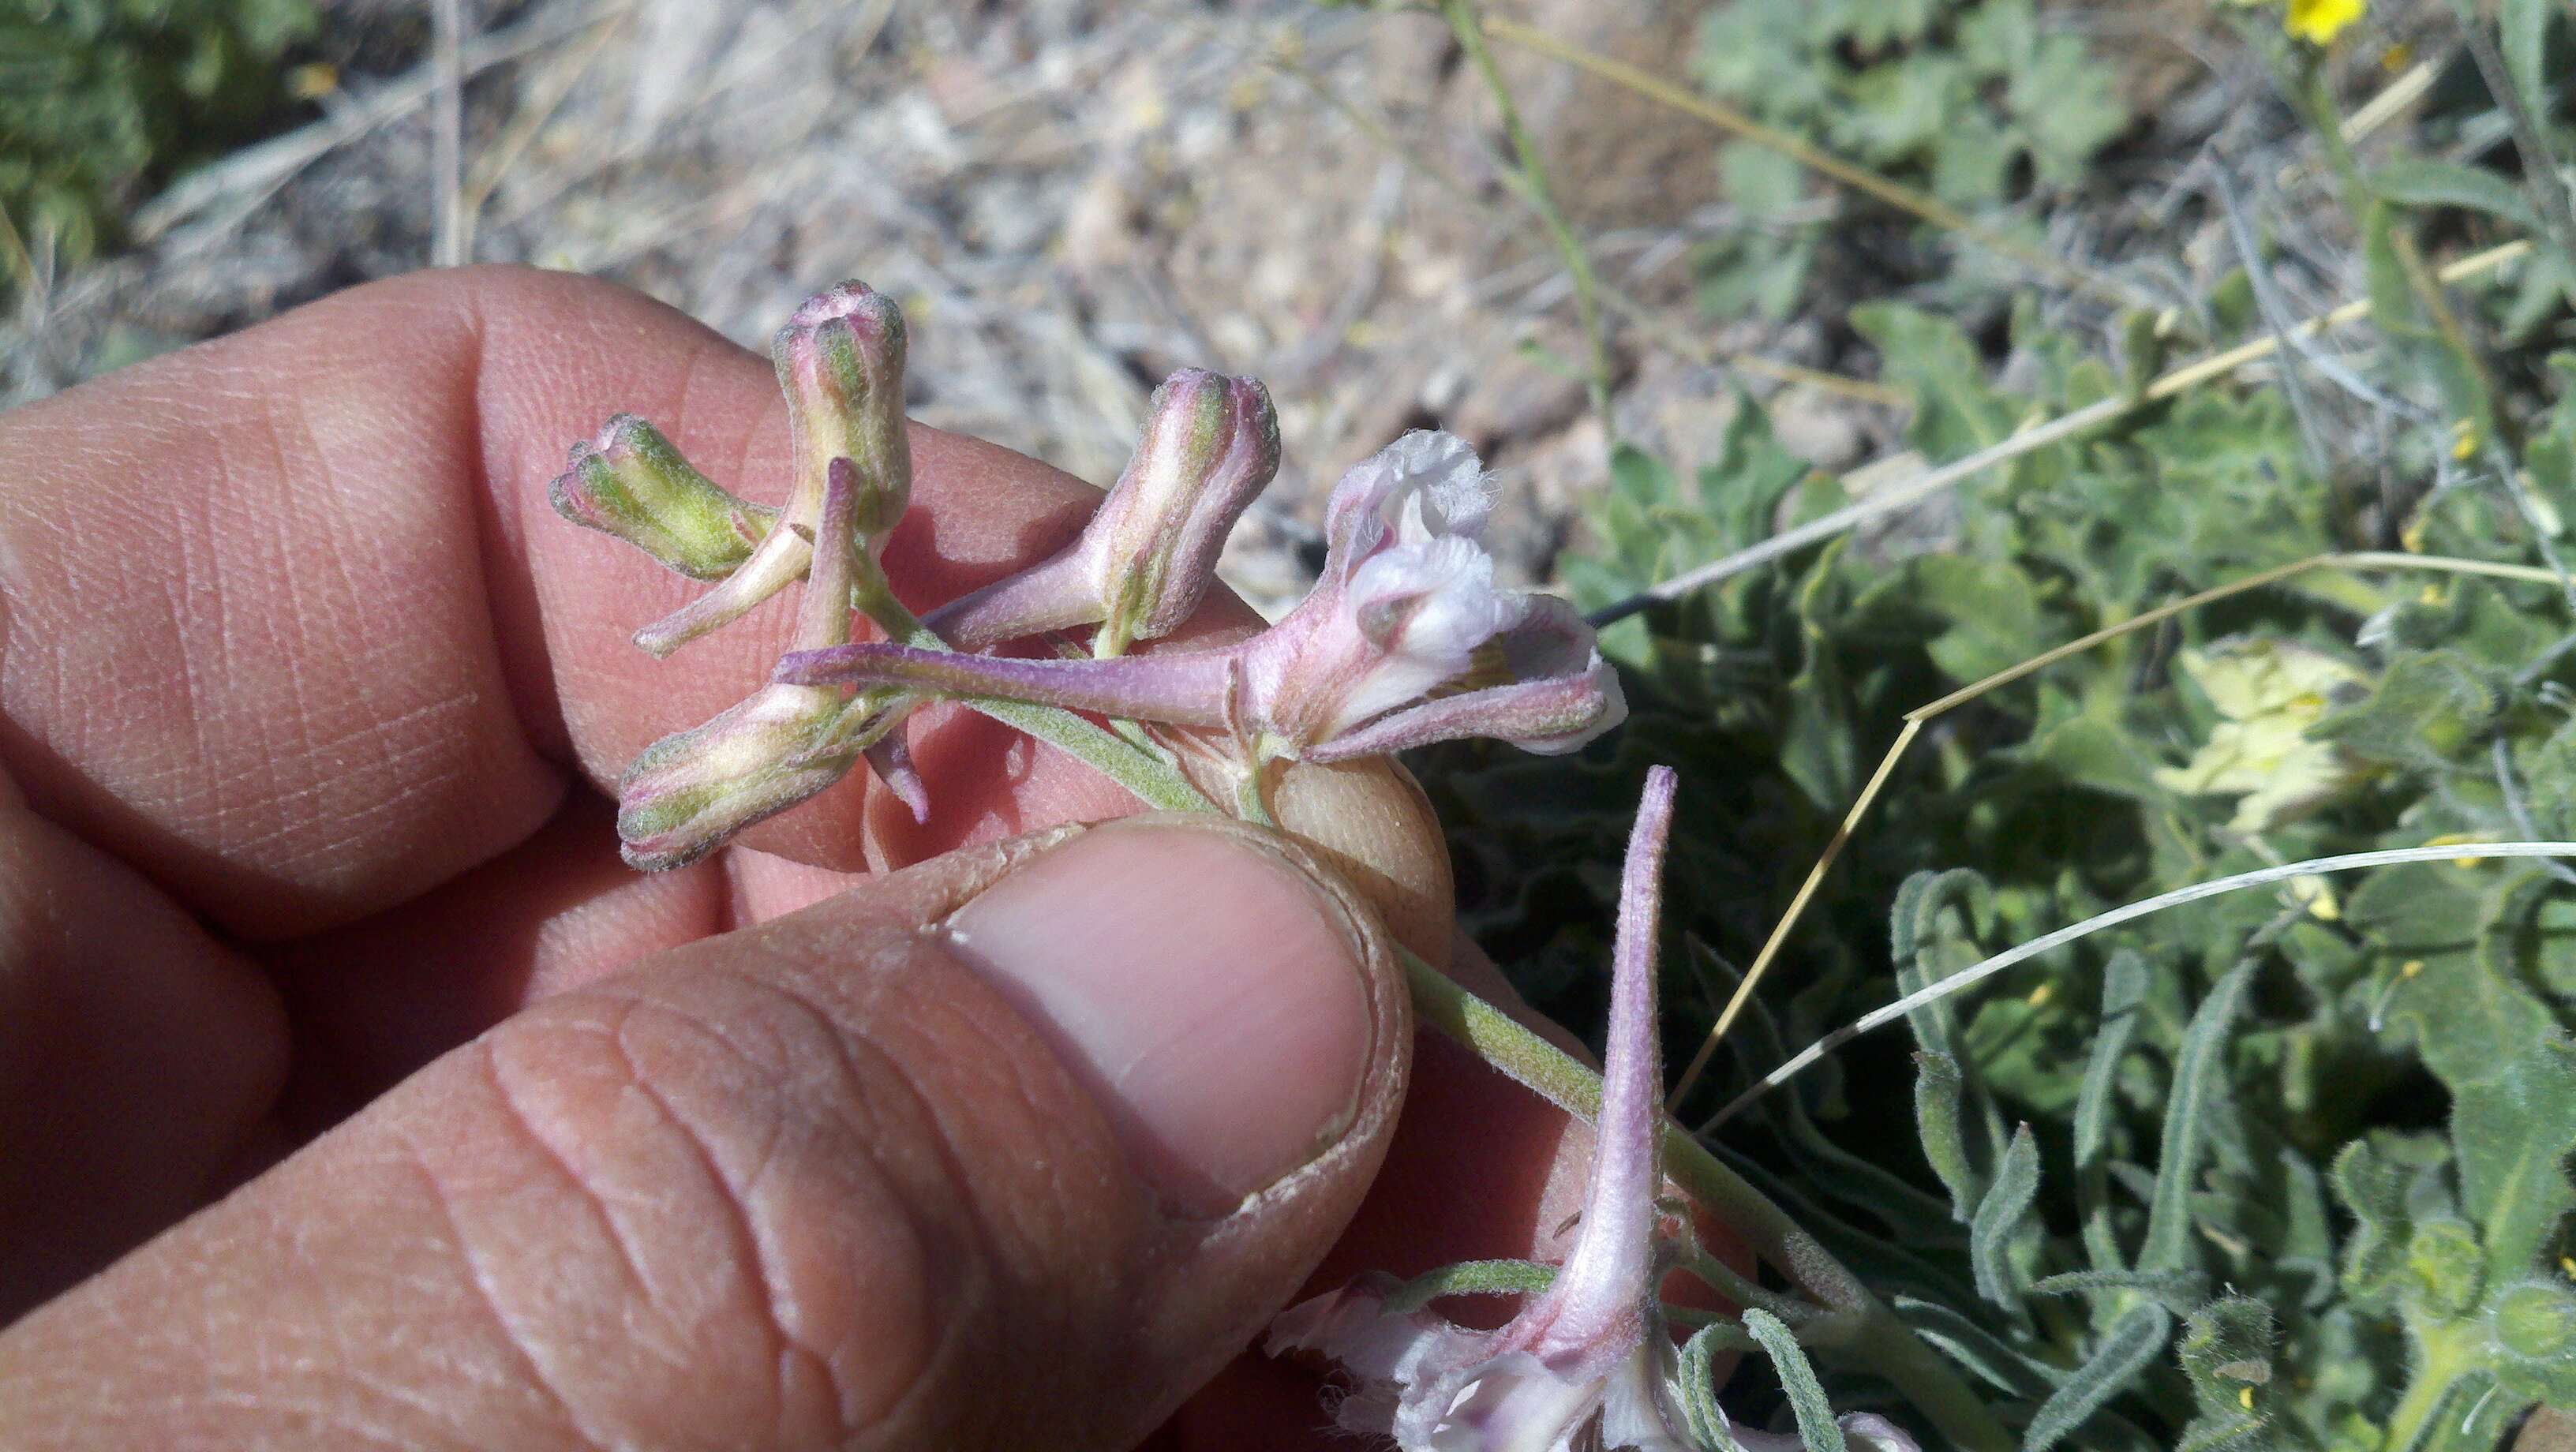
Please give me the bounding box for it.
[2154,640,2375,832]
[2286,0,2365,43]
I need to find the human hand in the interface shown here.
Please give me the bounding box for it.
[0,268,1619,1450]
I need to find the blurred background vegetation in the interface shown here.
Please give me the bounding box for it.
[7,1,2575,1449]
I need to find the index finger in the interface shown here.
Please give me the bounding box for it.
[0,265,1185,937]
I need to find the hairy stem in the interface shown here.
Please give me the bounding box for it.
[848,559,1212,813]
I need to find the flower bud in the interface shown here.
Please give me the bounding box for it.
[798,432,1623,764]
[923,368,1278,653]
[1087,369,1279,653]
[614,688,857,871]
[549,415,776,580]
[615,458,872,869]
[775,280,912,550]
[632,281,914,658]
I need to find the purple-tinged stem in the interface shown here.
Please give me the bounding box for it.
[775,642,1237,728]
[796,459,861,653]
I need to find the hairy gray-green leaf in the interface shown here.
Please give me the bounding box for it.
[2450,1032,2576,1278]
[2077,949,2149,1272]
[2140,963,2256,1275]
[1915,1050,1986,1222]
[1969,1123,2042,1323]
[2023,1301,2174,1452]
[1745,1308,1847,1452]
[2369,160,2543,231]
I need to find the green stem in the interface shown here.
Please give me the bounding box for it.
[851,562,1213,814]
[2380,1323,2514,1452]
[1399,949,2013,1451]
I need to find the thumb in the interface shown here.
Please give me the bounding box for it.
[0,815,1410,1452]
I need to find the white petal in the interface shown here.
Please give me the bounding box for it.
[1350,537,1516,656]
[1837,1413,1925,1452]
[1413,1353,1605,1452]
[1327,540,1522,733]
[1595,1346,1697,1452]
[1324,430,1492,565]
[1267,1277,1488,1389]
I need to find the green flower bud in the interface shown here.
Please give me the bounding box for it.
[549,415,776,580]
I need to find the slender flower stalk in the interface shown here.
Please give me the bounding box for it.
[614,459,872,870]
[927,368,1280,653]
[633,282,910,658]
[777,432,1624,763]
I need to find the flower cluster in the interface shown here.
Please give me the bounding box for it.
[1267,767,1917,1452]
[777,429,1624,765]
[553,282,1623,868]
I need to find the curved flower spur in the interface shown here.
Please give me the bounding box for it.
[1267,768,1917,1452]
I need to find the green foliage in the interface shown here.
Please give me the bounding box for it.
[1686,0,2130,316]
[1420,228,2576,1452]
[1406,3,2576,1446]
[0,0,317,278]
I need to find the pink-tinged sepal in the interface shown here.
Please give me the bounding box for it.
[924,368,1279,652]
[775,281,911,546]
[615,459,874,869]
[1242,436,1622,760]
[549,414,777,580]
[1297,599,1624,762]
[614,687,859,870]
[923,553,1100,652]
[1086,369,1279,652]
[864,724,930,825]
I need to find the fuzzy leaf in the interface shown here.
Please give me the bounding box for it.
[2450,1033,2576,1278]
[2023,1301,2174,1452]
[1745,1308,1848,1452]
[2140,963,2256,1276]
[1915,1050,1986,1224]
[1381,1258,1556,1313]
[2076,949,2149,1271]
[2175,1297,2282,1449]
[2502,0,2551,117]
[2369,160,2542,231]
[1969,1123,2042,1322]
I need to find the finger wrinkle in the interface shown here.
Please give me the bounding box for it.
[408,1113,615,1452]
[593,977,948,1441]
[601,1002,844,1443]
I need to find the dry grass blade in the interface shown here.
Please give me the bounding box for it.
[1702,841,2576,1131]
[1264,50,1904,409]
[1593,239,2539,630]
[1480,13,2136,308]
[432,0,468,268]
[1666,550,2573,1110]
